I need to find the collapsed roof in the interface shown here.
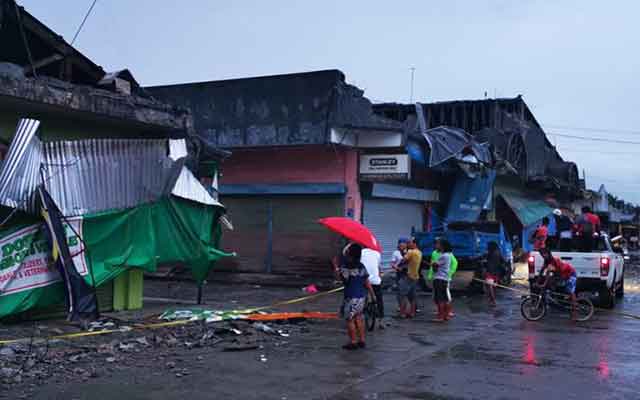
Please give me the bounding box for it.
[373,97,579,189]
[146,69,403,148]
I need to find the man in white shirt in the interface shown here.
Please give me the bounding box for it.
[361,248,384,329]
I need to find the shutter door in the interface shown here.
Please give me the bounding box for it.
[218,195,343,276]
[363,199,424,267]
[218,197,270,273]
[271,196,343,276]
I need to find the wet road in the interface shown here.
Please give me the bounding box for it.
[10,259,640,400]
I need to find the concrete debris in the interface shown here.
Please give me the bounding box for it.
[135,337,150,346]
[0,347,16,360]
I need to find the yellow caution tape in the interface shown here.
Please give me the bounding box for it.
[0,286,345,345]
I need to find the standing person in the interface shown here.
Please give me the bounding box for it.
[333,243,376,350]
[400,237,422,318]
[391,238,408,311]
[554,209,574,251]
[575,206,601,252]
[446,250,459,318]
[427,238,442,314]
[432,239,453,322]
[483,241,504,306]
[361,247,385,330]
[531,217,550,251]
[427,239,458,318]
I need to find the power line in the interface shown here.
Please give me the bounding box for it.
[547,132,640,145]
[71,0,98,45]
[563,149,640,155]
[543,124,640,136]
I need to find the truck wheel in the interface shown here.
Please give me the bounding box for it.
[616,274,625,298]
[599,282,616,309]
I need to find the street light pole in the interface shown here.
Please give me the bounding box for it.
[410,67,416,103]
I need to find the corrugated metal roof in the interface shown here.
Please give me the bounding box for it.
[171,166,223,208]
[42,139,182,216]
[0,119,223,216]
[0,118,42,211]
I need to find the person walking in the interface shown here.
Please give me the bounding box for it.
[432,239,453,322]
[333,243,376,350]
[361,247,385,329]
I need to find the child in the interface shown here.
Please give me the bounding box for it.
[333,243,376,350]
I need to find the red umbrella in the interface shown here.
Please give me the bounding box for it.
[318,217,382,252]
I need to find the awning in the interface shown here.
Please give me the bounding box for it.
[499,191,553,227]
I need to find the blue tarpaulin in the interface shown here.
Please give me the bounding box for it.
[446,170,497,222]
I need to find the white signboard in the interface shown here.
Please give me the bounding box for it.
[0,218,86,296]
[359,154,411,181]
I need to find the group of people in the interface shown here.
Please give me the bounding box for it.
[332,236,509,350]
[531,206,602,252]
[390,238,457,322]
[330,206,599,350]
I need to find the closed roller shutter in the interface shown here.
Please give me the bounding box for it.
[218,197,270,273]
[271,196,343,276]
[363,199,424,267]
[218,195,343,276]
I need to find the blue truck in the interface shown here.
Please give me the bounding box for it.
[414,221,514,289]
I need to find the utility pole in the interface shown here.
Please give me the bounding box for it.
[409,67,416,103]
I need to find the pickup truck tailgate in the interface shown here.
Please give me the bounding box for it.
[552,253,603,278]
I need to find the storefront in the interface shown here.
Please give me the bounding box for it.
[359,153,438,265]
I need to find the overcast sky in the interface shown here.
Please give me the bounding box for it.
[20,1,640,203]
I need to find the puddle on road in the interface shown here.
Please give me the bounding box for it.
[431,340,553,369]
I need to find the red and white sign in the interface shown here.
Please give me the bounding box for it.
[0,218,86,296]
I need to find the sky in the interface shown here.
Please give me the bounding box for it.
[19,0,640,203]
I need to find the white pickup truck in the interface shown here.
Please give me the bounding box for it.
[528,233,625,308]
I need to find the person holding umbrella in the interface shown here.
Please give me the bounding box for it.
[333,243,376,350]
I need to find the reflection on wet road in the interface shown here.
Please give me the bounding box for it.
[335,256,640,400]
[16,256,640,400]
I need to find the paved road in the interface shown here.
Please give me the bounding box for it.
[9,260,640,400]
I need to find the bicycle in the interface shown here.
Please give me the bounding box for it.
[364,294,377,332]
[520,285,594,322]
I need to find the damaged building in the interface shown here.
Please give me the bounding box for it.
[0,1,230,320]
[147,70,446,279]
[373,97,581,249]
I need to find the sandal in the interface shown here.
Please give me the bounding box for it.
[342,343,359,350]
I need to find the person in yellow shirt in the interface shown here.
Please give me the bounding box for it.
[399,237,423,318]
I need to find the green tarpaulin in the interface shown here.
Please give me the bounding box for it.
[0,196,231,319]
[498,192,553,227]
